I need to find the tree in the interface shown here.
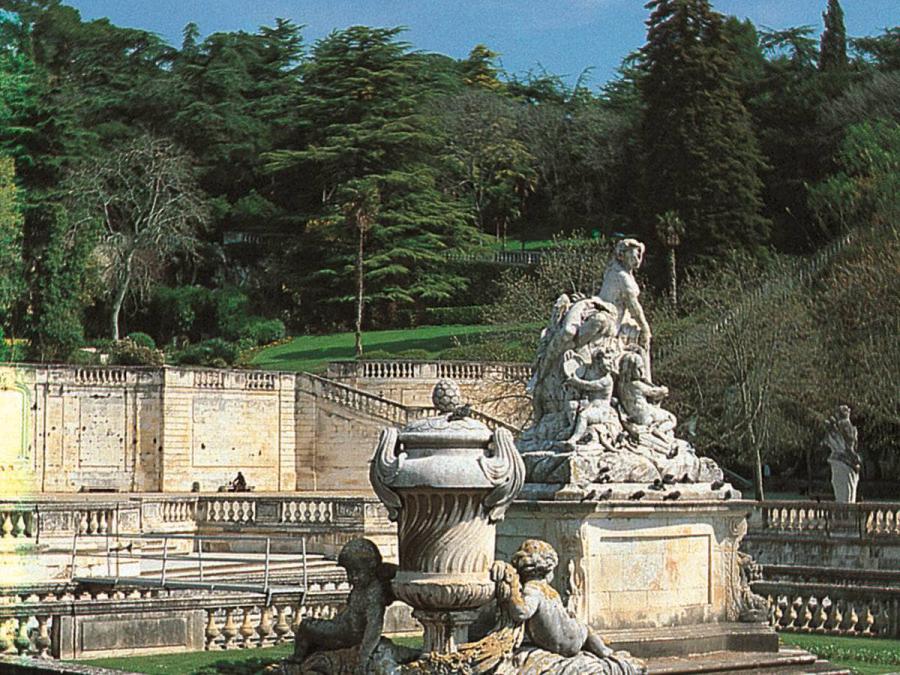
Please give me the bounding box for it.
[639,0,769,261]
[655,210,685,307]
[265,27,479,333]
[65,135,209,339]
[436,89,536,239]
[460,44,504,91]
[0,157,23,327]
[819,0,848,72]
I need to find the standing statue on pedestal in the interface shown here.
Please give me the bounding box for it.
[519,239,725,491]
[598,239,652,380]
[823,405,861,503]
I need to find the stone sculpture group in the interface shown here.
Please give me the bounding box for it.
[519,238,722,489]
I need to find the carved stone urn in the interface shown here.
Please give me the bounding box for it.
[370,380,524,654]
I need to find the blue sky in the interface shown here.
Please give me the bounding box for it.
[64,1,898,87]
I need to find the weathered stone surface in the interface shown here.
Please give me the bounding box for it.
[497,499,753,632]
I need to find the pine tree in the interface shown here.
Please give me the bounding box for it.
[265,27,478,335]
[639,0,769,259]
[819,0,848,72]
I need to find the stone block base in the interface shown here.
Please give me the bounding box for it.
[497,490,756,632]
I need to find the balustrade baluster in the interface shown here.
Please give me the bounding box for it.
[78,511,89,535]
[13,619,30,655]
[35,616,51,657]
[861,604,875,636]
[205,609,222,650]
[273,605,291,644]
[2,513,13,538]
[843,603,859,634]
[221,608,238,649]
[0,619,11,654]
[256,606,273,646]
[13,513,26,538]
[88,511,99,534]
[98,510,108,535]
[828,600,843,634]
[239,606,256,648]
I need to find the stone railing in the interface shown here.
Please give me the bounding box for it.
[1,504,35,540]
[136,495,199,534]
[444,250,544,266]
[754,579,900,638]
[0,498,142,542]
[753,500,900,540]
[196,494,387,531]
[306,373,409,426]
[0,582,343,659]
[326,359,531,383]
[305,373,520,433]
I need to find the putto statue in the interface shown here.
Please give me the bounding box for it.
[823,405,861,503]
[491,540,644,674]
[519,239,724,489]
[286,538,418,674]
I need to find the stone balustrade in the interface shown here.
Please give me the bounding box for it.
[754,500,900,540]
[0,582,342,659]
[1,505,35,540]
[754,579,900,638]
[307,373,520,433]
[0,498,141,542]
[326,359,531,383]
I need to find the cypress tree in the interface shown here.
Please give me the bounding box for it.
[819,0,848,72]
[639,0,769,260]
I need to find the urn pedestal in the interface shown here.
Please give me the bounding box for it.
[370,384,524,654]
[497,483,778,658]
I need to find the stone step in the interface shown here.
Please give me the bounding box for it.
[604,622,779,659]
[645,648,848,674]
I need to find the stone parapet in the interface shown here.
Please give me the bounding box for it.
[497,496,754,632]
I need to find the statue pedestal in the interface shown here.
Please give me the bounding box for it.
[497,484,774,656]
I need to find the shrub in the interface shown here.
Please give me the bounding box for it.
[126,332,156,350]
[359,349,393,360]
[213,287,250,340]
[173,338,240,368]
[237,318,286,346]
[109,339,164,367]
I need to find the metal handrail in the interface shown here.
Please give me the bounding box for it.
[70,531,309,601]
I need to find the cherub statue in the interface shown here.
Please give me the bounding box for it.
[289,538,400,674]
[598,239,652,380]
[492,540,613,658]
[490,539,645,674]
[563,343,620,451]
[617,351,676,438]
[736,552,768,623]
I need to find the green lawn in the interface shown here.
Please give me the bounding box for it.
[781,633,900,674]
[82,643,293,674]
[81,636,423,674]
[250,324,520,373]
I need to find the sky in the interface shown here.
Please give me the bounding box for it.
[64,1,898,87]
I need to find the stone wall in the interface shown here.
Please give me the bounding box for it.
[326,359,531,427]
[0,364,403,494]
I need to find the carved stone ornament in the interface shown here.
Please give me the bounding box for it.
[518,238,728,493]
[369,382,525,654]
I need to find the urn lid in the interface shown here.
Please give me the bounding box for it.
[398,379,492,449]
